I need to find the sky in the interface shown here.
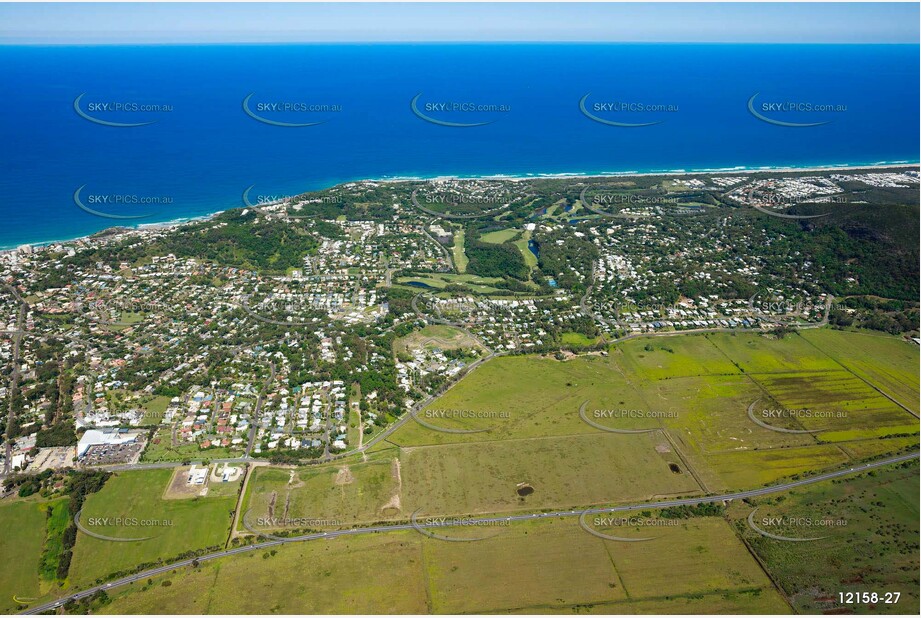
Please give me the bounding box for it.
[0,2,918,44]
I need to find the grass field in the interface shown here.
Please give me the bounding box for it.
[393,324,481,356]
[707,332,841,373]
[0,500,49,613]
[616,335,742,380]
[478,228,520,244]
[452,228,468,273]
[392,354,657,444]
[730,460,920,614]
[593,515,776,601]
[38,499,69,581]
[513,229,538,269]
[399,431,702,516]
[98,510,789,614]
[19,328,918,612]
[241,429,701,527]
[100,532,429,614]
[749,370,917,439]
[140,395,173,425]
[800,329,920,415]
[396,272,504,294]
[68,469,236,588]
[561,331,601,347]
[390,330,918,493]
[239,456,401,531]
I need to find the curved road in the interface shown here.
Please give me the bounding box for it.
[21,451,918,614]
[410,188,509,220]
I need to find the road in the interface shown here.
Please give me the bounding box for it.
[245,362,276,458]
[2,284,27,474]
[419,218,455,272]
[87,291,830,475]
[22,451,918,614]
[96,321,496,474]
[410,188,507,221]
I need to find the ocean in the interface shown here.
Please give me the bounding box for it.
[0,43,918,248]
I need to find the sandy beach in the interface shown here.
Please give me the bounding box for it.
[7,162,918,253]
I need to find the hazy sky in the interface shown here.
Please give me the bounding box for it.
[1,2,918,44]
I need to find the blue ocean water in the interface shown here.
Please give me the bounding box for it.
[0,43,918,248]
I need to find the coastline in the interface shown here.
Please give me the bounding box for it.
[371,161,919,183]
[5,160,918,252]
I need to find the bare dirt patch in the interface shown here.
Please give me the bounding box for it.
[379,458,403,516]
[162,465,209,500]
[287,469,305,489]
[334,466,356,486]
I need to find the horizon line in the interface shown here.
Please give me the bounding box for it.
[3,40,919,46]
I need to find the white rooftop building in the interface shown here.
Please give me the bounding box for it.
[77,428,138,458]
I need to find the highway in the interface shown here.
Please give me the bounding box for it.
[21,451,918,614]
